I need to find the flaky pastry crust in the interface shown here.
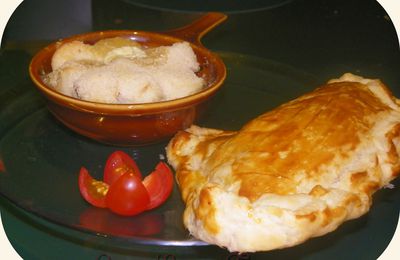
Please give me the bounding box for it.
[166,73,400,252]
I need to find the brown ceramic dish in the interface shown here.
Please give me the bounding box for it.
[29,12,227,146]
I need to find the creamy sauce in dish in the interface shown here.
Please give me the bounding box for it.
[43,37,205,104]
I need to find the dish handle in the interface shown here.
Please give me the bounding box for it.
[163,12,227,46]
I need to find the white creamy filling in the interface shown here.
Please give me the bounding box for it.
[44,39,205,104]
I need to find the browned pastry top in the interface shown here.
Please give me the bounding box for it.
[166,73,400,252]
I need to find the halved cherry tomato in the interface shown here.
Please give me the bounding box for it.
[143,162,174,210]
[78,151,174,217]
[78,167,108,208]
[104,151,142,185]
[106,172,150,216]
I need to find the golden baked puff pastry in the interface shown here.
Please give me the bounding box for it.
[166,73,400,252]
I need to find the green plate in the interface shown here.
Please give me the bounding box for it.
[0,52,399,259]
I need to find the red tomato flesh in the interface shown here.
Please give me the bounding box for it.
[104,151,142,185]
[143,162,174,210]
[79,150,175,217]
[105,172,150,216]
[78,167,108,208]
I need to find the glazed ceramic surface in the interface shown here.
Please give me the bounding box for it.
[29,13,227,146]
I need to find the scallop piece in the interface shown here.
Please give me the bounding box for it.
[51,41,97,70]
